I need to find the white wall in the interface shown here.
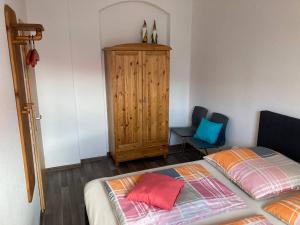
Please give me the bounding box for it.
[26,0,193,168]
[190,0,300,147]
[0,1,40,225]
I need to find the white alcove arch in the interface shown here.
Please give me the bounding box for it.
[98,1,171,48]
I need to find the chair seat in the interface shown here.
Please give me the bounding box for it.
[170,127,196,137]
[185,137,219,149]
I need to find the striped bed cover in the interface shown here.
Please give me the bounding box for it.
[103,163,246,225]
[221,215,272,225]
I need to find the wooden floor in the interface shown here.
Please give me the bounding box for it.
[40,146,202,225]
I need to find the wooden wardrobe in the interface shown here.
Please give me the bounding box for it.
[104,43,171,165]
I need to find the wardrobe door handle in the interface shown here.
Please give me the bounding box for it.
[35,115,42,120]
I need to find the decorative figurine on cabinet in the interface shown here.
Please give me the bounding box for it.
[142,20,148,43]
[151,20,158,44]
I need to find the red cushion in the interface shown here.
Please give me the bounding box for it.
[126,173,184,210]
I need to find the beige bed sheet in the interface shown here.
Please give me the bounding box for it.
[84,160,287,225]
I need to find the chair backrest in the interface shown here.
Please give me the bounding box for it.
[192,106,208,128]
[210,112,229,146]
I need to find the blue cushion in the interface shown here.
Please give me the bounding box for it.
[193,118,223,144]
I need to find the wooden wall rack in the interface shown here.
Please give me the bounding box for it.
[9,22,44,45]
[5,4,46,211]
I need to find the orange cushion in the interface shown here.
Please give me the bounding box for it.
[264,193,300,225]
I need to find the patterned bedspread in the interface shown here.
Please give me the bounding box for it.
[221,215,272,225]
[103,164,246,225]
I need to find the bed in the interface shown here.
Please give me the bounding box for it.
[84,111,300,225]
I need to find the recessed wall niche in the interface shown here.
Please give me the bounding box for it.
[99,1,170,47]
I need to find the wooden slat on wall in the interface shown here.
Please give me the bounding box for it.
[21,44,47,210]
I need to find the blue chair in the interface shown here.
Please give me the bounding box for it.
[185,112,229,155]
[169,106,208,149]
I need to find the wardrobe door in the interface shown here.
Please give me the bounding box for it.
[142,51,170,147]
[113,51,143,151]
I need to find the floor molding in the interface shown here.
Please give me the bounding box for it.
[45,146,184,174]
[81,155,107,163]
[46,154,111,173]
[46,163,81,174]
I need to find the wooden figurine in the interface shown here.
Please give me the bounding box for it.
[142,20,148,43]
[151,20,158,44]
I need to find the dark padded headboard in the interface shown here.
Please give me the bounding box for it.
[257,110,300,162]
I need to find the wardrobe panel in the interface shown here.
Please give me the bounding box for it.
[113,51,143,151]
[142,51,169,147]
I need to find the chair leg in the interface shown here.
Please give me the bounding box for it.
[204,149,208,155]
[182,137,187,152]
[168,130,172,145]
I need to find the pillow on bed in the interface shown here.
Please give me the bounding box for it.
[126,172,184,210]
[220,215,272,225]
[264,193,300,225]
[204,148,300,199]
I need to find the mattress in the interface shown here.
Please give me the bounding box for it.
[84,160,288,225]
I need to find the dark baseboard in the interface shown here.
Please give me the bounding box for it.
[81,156,107,163]
[169,144,183,149]
[46,146,184,173]
[46,156,107,173]
[46,163,81,174]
